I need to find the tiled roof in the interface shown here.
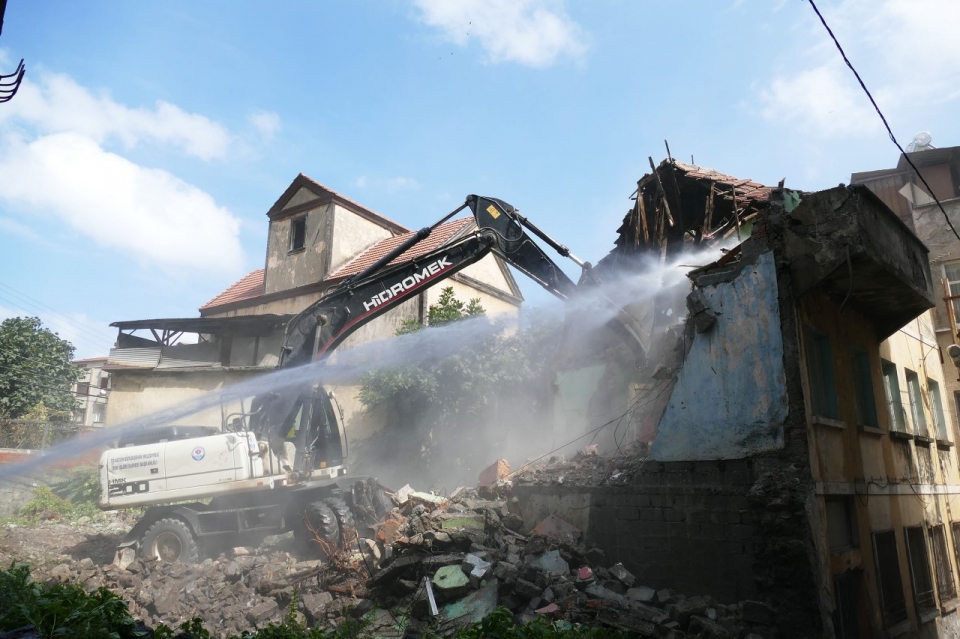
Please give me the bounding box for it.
[199,269,265,311]
[198,219,475,313]
[328,218,475,279]
[73,356,108,364]
[667,161,774,203]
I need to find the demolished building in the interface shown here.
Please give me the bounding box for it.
[520,159,955,638]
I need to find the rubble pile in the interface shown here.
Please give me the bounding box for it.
[3,472,781,637]
[510,444,649,487]
[365,483,779,638]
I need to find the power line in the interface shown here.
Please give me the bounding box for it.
[0,295,112,354]
[805,0,960,244]
[0,291,114,350]
[0,281,115,341]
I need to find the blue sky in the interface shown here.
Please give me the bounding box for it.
[0,0,958,358]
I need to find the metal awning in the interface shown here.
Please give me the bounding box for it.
[110,314,293,335]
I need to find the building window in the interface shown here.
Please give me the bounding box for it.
[882,361,906,432]
[905,526,937,615]
[76,382,90,397]
[826,498,858,552]
[905,369,928,436]
[943,262,960,335]
[928,379,949,441]
[873,530,908,626]
[93,403,106,424]
[290,217,306,252]
[804,328,839,419]
[99,374,109,391]
[931,524,956,602]
[851,348,879,428]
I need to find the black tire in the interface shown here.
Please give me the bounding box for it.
[324,497,357,543]
[293,500,340,557]
[140,518,199,564]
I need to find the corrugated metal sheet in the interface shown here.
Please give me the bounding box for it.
[156,342,219,369]
[106,347,161,369]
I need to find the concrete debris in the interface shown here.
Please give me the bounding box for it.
[478,459,510,487]
[3,478,782,637]
[514,444,648,487]
[531,514,581,543]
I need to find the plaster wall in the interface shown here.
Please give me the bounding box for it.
[105,370,265,429]
[264,202,334,294]
[650,251,788,461]
[329,204,395,274]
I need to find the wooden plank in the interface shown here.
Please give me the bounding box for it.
[648,157,675,227]
[638,189,650,244]
[731,185,742,241]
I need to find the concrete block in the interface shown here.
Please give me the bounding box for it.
[609,562,635,587]
[434,564,470,595]
[442,578,498,624]
[246,600,279,625]
[626,586,656,603]
[478,459,510,487]
[533,549,569,576]
[461,553,492,588]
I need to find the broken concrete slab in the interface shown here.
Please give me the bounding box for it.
[461,553,492,588]
[531,549,569,576]
[441,578,498,625]
[439,513,485,530]
[626,586,656,603]
[433,565,470,599]
[609,562,635,587]
[393,484,414,505]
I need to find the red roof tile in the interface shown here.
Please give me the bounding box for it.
[200,269,265,311]
[328,218,475,279]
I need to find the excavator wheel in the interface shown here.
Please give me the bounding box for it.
[140,518,199,564]
[293,500,340,558]
[324,497,357,544]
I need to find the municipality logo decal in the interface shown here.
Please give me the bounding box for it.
[192,446,205,461]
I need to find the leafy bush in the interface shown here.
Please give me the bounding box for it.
[52,465,101,511]
[0,563,147,638]
[17,485,75,522]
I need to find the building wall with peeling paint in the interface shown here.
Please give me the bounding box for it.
[650,251,787,461]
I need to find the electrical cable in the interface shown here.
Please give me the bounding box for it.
[0,281,116,341]
[806,0,960,244]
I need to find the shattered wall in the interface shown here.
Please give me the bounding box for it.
[651,250,787,461]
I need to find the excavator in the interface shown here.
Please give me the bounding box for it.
[99,195,594,563]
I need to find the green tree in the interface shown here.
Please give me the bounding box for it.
[0,317,82,419]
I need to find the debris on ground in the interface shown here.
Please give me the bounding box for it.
[0,474,780,638]
[510,443,650,487]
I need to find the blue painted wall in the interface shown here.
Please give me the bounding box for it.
[650,251,787,461]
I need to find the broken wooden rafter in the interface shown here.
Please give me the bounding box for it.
[648,157,675,227]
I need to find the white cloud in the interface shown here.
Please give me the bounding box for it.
[759,0,960,138]
[0,132,244,273]
[353,175,421,193]
[0,72,231,160]
[413,0,587,67]
[249,110,281,138]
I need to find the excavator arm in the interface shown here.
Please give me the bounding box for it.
[248,195,592,451]
[278,194,589,369]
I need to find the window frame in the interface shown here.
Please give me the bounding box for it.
[942,261,960,335]
[905,369,929,437]
[930,524,956,604]
[804,327,840,420]
[851,347,879,428]
[873,529,909,627]
[289,216,307,253]
[928,379,949,442]
[904,525,938,616]
[882,360,907,433]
